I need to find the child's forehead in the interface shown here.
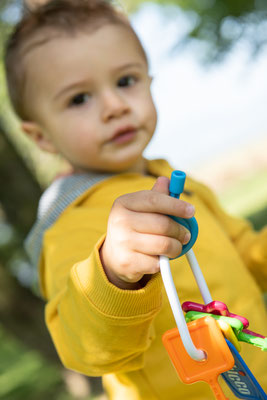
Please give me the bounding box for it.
[22,24,148,100]
[23,23,146,65]
[21,26,85,57]
[23,24,147,72]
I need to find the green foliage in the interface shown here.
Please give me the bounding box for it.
[124,0,267,61]
[0,325,71,400]
[1,0,267,62]
[0,0,16,58]
[220,169,267,221]
[247,206,267,231]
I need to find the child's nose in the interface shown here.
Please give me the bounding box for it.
[101,90,130,121]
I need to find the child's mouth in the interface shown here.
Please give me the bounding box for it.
[111,126,137,144]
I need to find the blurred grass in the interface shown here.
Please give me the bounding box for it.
[219,169,267,230]
[219,168,267,309]
[0,325,73,400]
[0,324,106,400]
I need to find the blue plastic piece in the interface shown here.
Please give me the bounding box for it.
[169,171,186,198]
[169,170,198,257]
[222,340,267,399]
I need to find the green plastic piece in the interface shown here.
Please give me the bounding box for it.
[185,311,267,352]
[238,331,267,352]
[185,311,243,333]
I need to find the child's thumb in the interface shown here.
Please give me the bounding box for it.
[151,176,170,194]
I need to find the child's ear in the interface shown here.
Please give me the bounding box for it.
[21,121,57,153]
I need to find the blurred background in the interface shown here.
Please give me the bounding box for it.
[0,0,266,399]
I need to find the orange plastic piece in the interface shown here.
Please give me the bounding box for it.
[185,312,241,352]
[162,316,235,400]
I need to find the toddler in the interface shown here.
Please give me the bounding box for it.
[4,0,267,398]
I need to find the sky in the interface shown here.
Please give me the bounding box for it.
[131,3,267,171]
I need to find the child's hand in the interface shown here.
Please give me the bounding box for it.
[99,176,195,289]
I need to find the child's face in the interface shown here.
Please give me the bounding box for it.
[22,24,157,173]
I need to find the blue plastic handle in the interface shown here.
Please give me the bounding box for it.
[222,340,267,399]
[169,170,198,258]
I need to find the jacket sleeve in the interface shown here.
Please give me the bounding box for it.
[40,205,163,376]
[192,179,267,291]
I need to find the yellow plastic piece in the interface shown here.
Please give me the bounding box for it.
[216,320,241,352]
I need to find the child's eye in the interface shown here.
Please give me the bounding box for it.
[117,75,136,88]
[70,93,90,106]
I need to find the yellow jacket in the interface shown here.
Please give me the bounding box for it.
[30,159,267,399]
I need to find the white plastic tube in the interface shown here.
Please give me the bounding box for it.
[186,249,213,304]
[160,255,206,361]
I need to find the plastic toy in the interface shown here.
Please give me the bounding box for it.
[182,300,265,338]
[182,300,249,328]
[162,317,235,400]
[215,320,241,352]
[185,311,244,334]
[242,329,266,339]
[238,331,267,352]
[222,340,267,400]
[185,311,267,352]
[168,170,199,257]
[159,170,267,399]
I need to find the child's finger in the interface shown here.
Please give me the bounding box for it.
[151,176,170,194]
[118,190,195,219]
[129,212,190,244]
[131,232,183,259]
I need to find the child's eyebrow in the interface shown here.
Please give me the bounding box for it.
[53,80,91,101]
[111,62,145,72]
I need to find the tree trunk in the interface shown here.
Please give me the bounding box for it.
[0,122,59,363]
[0,123,41,236]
